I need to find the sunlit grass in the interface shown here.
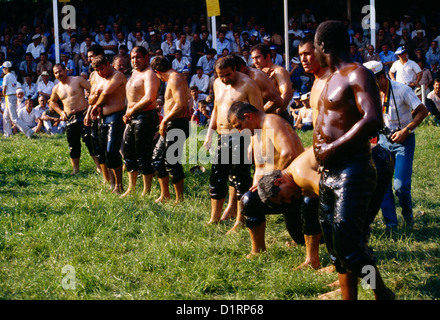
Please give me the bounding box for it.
[1,120,439,300]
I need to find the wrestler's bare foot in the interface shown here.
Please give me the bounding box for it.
[225,222,245,235]
[206,218,220,225]
[286,240,298,247]
[140,190,151,197]
[294,258,321,270]
[220,205,237,221]
[246,250,266,259]
[327,280,340,287]
[121,188,135,198]
[318,265,336,274]
[317,288,342,300]
[71,169,79,175]
[112,185,123,194]
[155,195,171,203]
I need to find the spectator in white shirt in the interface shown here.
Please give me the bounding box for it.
[134,31,150,51]
[61,34,81,69]
[16,99,42,138]
[16,88,26,113]
[172,50,191,73]
[174,32,191,60]
[37,71,54,100]
[79,36,95,74]
[26,34,46,60]
[35,96,49,119]
[389,46,422,89]
[22,74,38,100]
[161,33,176,60]
[189,66,210,94]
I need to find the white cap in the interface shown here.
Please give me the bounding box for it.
[291,57,300,64]
[2,61,12,68]
[363,60,383,74]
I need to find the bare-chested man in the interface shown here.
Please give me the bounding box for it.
[227,101,322,260]
[121,46,160,197]
[49,63,98,175]
[233,55,284,113]
[89,55,127,194]
[312,20,394,300]
[203,55,264,233]
[150,55,191,204]
[250,43,293,123]
[298,35,331,127]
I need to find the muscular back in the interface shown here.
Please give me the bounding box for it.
[163,71,191,119]
[247,67,283,113]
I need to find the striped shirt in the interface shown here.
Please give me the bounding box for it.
[383,80,422,131]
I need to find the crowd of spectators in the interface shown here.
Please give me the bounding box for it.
[2,3,440,136]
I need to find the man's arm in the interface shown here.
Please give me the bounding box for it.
[246,78,264,111]
[93,73,125,108]
[271,116,305,169]
[273,67,294,112]
[48,87,67,121]
[203,81,219,150]
[392,103,428,144]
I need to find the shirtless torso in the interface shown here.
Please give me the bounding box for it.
[50,74,91,117]
[90,68,126,117]
[241,66,283,113]
[211,69,263,135]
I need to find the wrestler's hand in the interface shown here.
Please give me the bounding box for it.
[123,113,132,124]
[159,121,167,137]
[60,111,68,122]
[90,105,102,120]
[84,113,91,126]
[249,184,258,192]
[203,133,212,151]
[314,133,334,165]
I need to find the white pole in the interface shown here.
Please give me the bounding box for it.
[53,0,60,64]
[370,0,376,50]
[211,16,217,55]
[421,84,426,105]
[284,0,289,70]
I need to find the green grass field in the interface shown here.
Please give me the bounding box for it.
[1,119,440,300]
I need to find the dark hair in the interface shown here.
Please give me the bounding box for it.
[214,55,236,71]
[53,63,66,70]
[151,55,172,72]
[91,55,109,69]
[232,54,246,69]
[250,43,270,57]
[315,20,350,55]
[299,35,314,48]
[257,170,282,205]
[87,44,104,56]
[131,45,149,57]
[227,101,259,122]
